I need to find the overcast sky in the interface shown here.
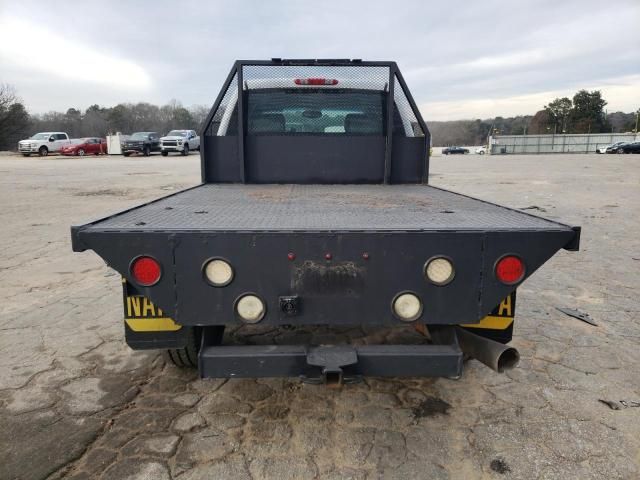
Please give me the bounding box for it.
[1,0,638,120]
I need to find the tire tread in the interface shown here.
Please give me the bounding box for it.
[164,328,198,369]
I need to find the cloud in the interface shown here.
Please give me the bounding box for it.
[0,17,151,90]
[0,0,638,119]
[422,75,640,121]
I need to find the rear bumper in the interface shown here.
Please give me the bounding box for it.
[199,340,463,381]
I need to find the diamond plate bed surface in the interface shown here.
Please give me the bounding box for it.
[83,184,571,232]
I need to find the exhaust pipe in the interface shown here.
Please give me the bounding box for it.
[455,327,520,373]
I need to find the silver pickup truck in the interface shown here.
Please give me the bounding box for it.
[160,130,200,156]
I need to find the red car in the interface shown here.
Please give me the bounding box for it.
[60,138,107,156]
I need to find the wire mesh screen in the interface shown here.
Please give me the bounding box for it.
[393,75,424,137]
[242,65,390,90]
[205,72,238,136]
[241,65,390,136]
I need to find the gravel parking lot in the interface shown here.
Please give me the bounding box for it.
[0,152,638,480]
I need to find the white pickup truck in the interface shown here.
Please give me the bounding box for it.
[159,129,200,156]
[18,132,72,157]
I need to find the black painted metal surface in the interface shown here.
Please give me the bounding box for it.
[72,183,579,330]
[198,343,463,379]
[78,184,573,232]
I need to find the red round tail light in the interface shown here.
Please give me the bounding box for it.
[130,256,162,286]
[495,255,525,285]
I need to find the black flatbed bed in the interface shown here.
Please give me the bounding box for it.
[80,184,573,233]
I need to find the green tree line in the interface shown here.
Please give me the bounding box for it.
[431,90,637,146]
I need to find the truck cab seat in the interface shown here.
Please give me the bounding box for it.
[249,113,286,133]
[344,113,380,135]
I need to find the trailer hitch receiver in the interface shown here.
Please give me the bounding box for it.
[303,345,360,386]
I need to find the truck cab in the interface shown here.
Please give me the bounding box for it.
[71,60,580,384]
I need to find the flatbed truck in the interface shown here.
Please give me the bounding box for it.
[71,59,580,384]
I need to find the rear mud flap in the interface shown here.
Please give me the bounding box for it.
[462,291,516,344]
[122,279,189,350]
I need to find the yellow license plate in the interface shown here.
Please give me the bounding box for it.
[462,291,516,330]
[122,279,181,332]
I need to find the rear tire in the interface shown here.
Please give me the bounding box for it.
[38,146,48,157]
[22,153,31,157]
[123,152,130,157]
[163,327,200,369]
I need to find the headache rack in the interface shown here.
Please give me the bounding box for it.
[198,59,430,185]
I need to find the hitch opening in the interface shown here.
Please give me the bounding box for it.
[323,368,343,387]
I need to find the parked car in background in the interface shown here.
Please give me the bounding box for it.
[605,143,628,154]
[598,142,627,154]
[610,141,640,154]
[60,138,107,156]
[160,129,200,156]
[442,146,469,155]
[121,132,161,157]
[475,146,487,155]
[18,132,71,157]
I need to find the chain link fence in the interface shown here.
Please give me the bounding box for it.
[489,133,639,154]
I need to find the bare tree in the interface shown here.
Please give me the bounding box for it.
[0,84,31,150]
[0,84,17,110]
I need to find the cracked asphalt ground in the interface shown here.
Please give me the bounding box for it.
[0,152,638,480]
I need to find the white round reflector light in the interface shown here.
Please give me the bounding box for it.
[236,294,266,323]
[425,257,455,286]
[392,293,422,322]
[204,259,234,286]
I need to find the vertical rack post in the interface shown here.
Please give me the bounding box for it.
[237,62,246,183]
[383,64,395,184]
